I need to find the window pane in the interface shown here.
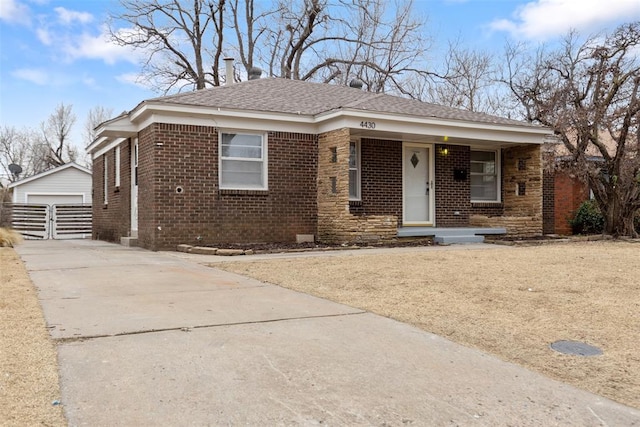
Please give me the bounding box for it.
[471,175,497,200]
[222,133,262,159]
[470,150,498,201]
[221,159,263,188]
[349,142,357,168]
[471,151,495,162]
[349,169,359,199]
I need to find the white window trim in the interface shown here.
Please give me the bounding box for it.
[115,146,121,187]
[349,140,361,201]
[218,130,268,191]
[103,155,108,205]
[470,148,501,203]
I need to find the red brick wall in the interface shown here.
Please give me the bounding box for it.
[543,170,555,234]
[553,170,589,235]
[92,140,131,242]
[349,139,402,219]
[95,123,319,250]
[435,144,471,226]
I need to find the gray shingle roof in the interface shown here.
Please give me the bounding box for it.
[146,78,535,128]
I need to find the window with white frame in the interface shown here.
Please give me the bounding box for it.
[219,132,267,190]
[470,150,499,202]
[349,141,361,200]
[103,155,108,204]
[114,146,121,187]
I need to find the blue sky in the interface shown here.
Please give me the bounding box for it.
[1,0,639,152]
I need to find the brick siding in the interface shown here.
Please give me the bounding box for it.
[94,124,545,246]
[92,140,131,242]
[94,123,318,250]
[349,139,402,219]
[553,170,589,235]
[435,144,471,226]
[543,170,555,234]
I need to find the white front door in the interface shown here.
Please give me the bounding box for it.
[403,144,433,225]
[131,138,139,237]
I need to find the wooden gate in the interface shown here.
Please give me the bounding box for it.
[1,203,91,239]
[51,204,92,239]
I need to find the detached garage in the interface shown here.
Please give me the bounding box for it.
[9,162,92,205]
[7,163,92,239]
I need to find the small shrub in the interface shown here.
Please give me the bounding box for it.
[0,227,23,247]
[570,200,604,235]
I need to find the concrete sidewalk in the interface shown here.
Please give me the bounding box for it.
[17,240,640,426]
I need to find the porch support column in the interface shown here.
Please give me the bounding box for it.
[317,128,351,243]
[317,128,398,243]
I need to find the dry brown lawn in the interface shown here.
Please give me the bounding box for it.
[0,247,66,426]
[216,240,640,409]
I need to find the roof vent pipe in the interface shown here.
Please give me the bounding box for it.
[349,78,364,89]
[248,66,262,80]
[224,57,234,85]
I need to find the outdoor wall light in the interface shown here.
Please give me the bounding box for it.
[440,147,449,156]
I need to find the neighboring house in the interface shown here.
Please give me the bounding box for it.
[87,77,550,251]
[8,162,92,205]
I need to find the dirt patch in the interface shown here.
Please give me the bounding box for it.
[0,247,66,426]
[217,240,640,409]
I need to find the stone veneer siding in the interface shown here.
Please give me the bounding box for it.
[317,129,397,243]
[470,144,543,236]
[94,123,318,250]
[92,139,132,243]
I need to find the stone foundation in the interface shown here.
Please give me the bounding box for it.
[470,214,543,237]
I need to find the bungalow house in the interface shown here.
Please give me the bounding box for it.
[87,77,550,251]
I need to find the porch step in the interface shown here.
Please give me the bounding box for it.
[397,227,506,244]
[434,235,485,244]
[120,237,138,247]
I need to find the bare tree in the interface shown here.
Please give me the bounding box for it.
[506,23,640,237]
[111,0,433,94]
[80,106,114,170]
[0,126,49,183]
[110,0,226,92]
[257,0,432,94]
[419,41,514,116]
[41,103,77,168]
[83,106,114,146]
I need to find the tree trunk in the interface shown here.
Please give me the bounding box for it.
[602,197,639,238]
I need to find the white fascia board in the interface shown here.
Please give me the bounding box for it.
[135,109,319,135]
[8,162,90,188]
[86,136,108,154]
[92,137,128,159]
[317,110,550,145]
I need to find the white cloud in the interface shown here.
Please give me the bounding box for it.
[54,6,93,25]
[62,26,140,65]
[11,68,48,85]
[0,0,31,25]
[490,0,640,40]
[36,26,51,45]
[116,73,144,87]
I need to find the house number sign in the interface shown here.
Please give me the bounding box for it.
[360,121,376,129]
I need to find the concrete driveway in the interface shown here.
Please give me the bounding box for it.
[16,240,640,426]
